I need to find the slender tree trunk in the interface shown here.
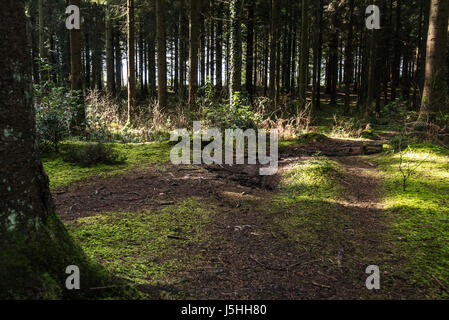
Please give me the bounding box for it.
[391,0,402,102]
[215,1,223,95]
[189,0,200,108]
[179,0,186,99]
[127,0,136,124]
[156,0,167,109]
[69,0,84,131]
[246,0,255,96]
[299,0,309,110]
[315,0,324,111]
[229,0,243,104]
[269,0,278,100]
[115,27,122,94]
[38,0,45,59]
[344,0,355,114]
[106,5,115,96]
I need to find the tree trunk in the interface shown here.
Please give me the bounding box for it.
[299,0,309,110]
[420,0,449,121]
[344,0,355,114]
[269,0,278,100]
[189,0,200,108]
[0,0,103,299]
[38,0,45,60]
[215,1,223,95]
[127,0,136,124]
[246,0,255,96]
[70,0,85,132]
[229,0,243,104]
[106,5,115,96]
[178,0,187,99]
[156,0,167,109]
[115,27,122,93]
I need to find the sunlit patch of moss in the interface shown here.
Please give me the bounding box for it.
[280,157,342,199]
[66,198,216,299]
[42,140,173,189]
[373,143,449,298]
[271,158,347,256]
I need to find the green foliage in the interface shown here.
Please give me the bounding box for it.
[388,135,411,152]
[42,141,172,189]
[63,142,126,168]
[203,91,261,130]
[34,65,83,150]
[330,116,364,138]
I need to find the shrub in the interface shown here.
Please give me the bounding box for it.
[389,135,411,153]
[34,77,83,151]
[203,92,261,130]
[63,143,126,167]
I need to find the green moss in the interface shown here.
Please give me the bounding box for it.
[373,143,449,298]
[280,157,341,199]
[42,141,173,189]
[271,157,348,257]
[0,212,112,299]
[66,198,217,299]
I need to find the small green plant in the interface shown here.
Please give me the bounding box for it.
[397,145,428,192]
[34,60,83,151]
[63,142,126,167]
[389,134,411,152]
[203,92,261,130]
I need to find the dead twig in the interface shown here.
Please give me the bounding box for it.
[432,275,449,294]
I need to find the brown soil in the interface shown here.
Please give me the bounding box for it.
[52,139,415,299]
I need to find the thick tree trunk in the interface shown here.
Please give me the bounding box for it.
[0,0,102,299]
[420,0,449,121]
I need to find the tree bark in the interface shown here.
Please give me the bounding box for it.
[0,0,102,299]
[299,0,309,110]
[229,0,243,103]
[189,0,200,108]
[420,0,449,121]
[106,4,115,96]
[127,0,136,124]
[156,0,167,109]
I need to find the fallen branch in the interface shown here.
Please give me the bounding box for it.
[432,275,449,294]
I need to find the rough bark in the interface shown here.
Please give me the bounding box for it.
[127,0,136,124]
[156,0,167,109]
[420,0,449,121]
[189,0,200,108]
[229,0,243,103]
[0,0,103,299]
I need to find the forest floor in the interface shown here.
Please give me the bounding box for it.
[45,128,449,299]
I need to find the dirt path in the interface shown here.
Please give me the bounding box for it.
[52,143,414,299]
